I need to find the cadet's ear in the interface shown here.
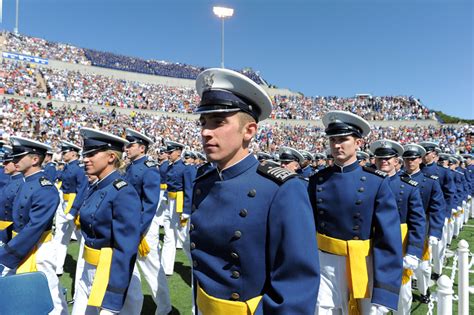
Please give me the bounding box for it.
[355,137,364,148]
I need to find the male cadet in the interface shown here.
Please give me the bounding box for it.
[54,140,88,276]
[0,141,11,190]
[161,140,193,275]
[312,152,327,172]
[191,68,319,314]
[356,150,370,167]
[0,145,23,248]
[178,149,197,250]
[124,128,172,315]
[419,142,455,278]
[402,144,445,303]
[43,148,58,182]
[309,110,402,314]
[256,152,272,164]
[0,137,68,314]
[461,153,473,220]
[370,139,426,314]
[299,150,314,178]
[451,155,468,238]
[278,146,305,174]
[156,147,169,227]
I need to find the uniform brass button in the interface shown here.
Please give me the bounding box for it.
[361,176,367,181]
[358,187,365,192]
[317,198,323,204]
[234,231,242,239]
[89,224,92,228]
[231,252,239,259]
[231,271,241,279]
[355,200,362,205]
[192,204,196,212]
[400,184,405,188]
[190,242,196,250]
[318,177,323,182]
[195,189,201,195]
[319,210,324,215]
[354,212,361,218]
[190,224,194,231]
[399,191,404,195]
[239,209,248,217]
[353,225,359,230]
[317,187,323,192]
[248,189,256,197]
[231,293,240,300]
[320,222,325,228]
[423,179,427,182]
[193,260,198,267]
[353,236,360,240]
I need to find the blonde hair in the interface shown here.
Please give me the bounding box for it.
[108,150,126,173]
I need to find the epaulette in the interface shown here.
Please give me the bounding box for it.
[425,174,438,180]
[400,176,419,187]
[454,170,464,175]
[113,179,128,190]
[145,160,156,168]
[39,177,53,187]
[257,164,297,185]
[362,166,388,178]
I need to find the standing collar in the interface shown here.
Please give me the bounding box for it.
[132,155,147,165]
[24,170,44,181]
[97,170,121,189]
[332,160,359,173]
[11,173,23,180]
[217,154,257,181]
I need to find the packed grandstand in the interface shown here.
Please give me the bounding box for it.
[0,30,472,156]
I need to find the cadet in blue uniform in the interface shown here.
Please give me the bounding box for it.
[191,68,319,315]
[54,140,88,275]
[0,145,23,247]
[279,146,304,174]
[0,141,11,190]
[299,150,314,178]
[312,153,327,173]
[419,142,456,278]
[356,150,370,167]
[309,111,402,314]
[402,143,445,303]
[161,140,194,275]
[462,153,473,220]
[124,128,171,315]
[156,147,169,227]
[452,155,468,238]
[43,149,58,182]
[72,127,142,315]
[371,139,426,315]
[0,137,68,314]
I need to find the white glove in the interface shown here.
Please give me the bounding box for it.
[181,213,190,220]
[370,304,389,314]
[99,309,117,315]
[403,254,419,270]
[468,195,472,200]
[65,213,75,221]
[429,236,439,246]
[452,208,457,215]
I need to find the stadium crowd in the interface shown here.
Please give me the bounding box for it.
[1,97,471,156]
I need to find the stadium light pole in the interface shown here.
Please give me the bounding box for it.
[14,0,19,34]
[213,6,234,68]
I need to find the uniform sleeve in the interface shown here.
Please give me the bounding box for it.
[102,186,141,312]
[428,180,446,239]
[183,166,197,216]
[139,167,161,235]
[443,170,456,215]
[0,186,59,268]
[371,177,402,310]
[405,186,426,258]
[69,168,89,217]
[255,179,319,315]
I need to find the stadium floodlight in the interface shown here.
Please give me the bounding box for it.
[213,6,234,68]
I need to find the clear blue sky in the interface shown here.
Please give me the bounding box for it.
[1,0,472,118]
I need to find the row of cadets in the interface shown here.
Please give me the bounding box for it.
[191,68,319,314]
[370,139,427,315]
[0,145,23,249]
[309,110,402,314]
[462,153,474,220]
[0,136,69,314]
[278,146,305,175]
[401,143,445,304]
[123,128,172,315]
[299,150,314,178]
[161,141,194,276]
[43,148,59,182]
[0,141,10,189]
[312,152,327,173]
[419,141,456,281]
[54,140,88,276]
[72,127,141,315]
[155,146,170,228]
[449,154,469,238]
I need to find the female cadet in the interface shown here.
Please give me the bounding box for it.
[72,127,142,315]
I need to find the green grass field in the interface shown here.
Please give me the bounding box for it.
[61,222,474,314]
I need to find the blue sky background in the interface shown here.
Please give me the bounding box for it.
[1,0,472,118]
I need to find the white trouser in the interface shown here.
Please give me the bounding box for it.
[155,189,167,228]
[161,197,191,275]
[414,260,431,295]
[315,251,386,315]
[54,200,81,274]
[72,263,143,315]
[73,236,85,299]
[137,215,172,315]
[393,277,412,315]
[466,198,472,222]
[1,241,70,314]
[432,219,448,274]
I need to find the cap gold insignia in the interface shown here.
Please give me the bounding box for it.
[202,73,214,91]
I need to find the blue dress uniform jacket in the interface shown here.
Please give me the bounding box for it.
[79,171,141,312]
[422,163,456,218]
[308,161,402,310]
[159,160,169,185]
[60,159,88,217]
[452,169,465,207]
[456,167,469,201]
[183,163,197,215]
[388,174,426,258]
[43,162,58,182]
[0,166,8,190]
[299,165,314,178]
[0,173,23,243]
[407,171,446,239]
[465,166,473,194]
[0,171,58,268]
[191,155,320,314]
[166,159,193,214]
[124,156,161,235]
